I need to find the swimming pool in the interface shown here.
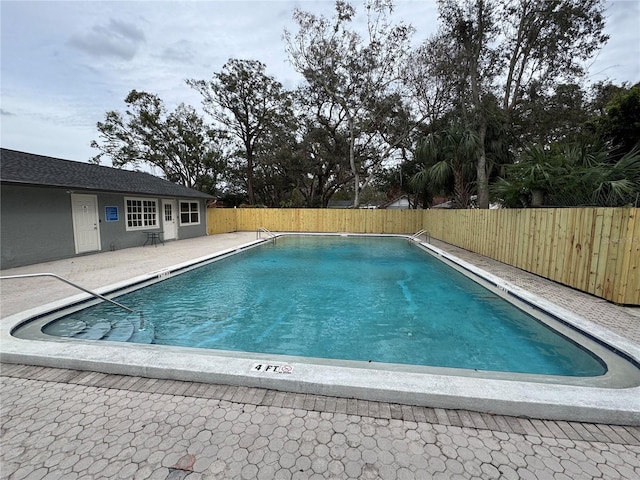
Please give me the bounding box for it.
[4,233,640,423]
[32,236,605,377]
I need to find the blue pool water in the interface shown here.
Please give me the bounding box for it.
[43,236,606,376]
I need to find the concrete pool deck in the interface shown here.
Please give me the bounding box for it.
[1,232,640,478]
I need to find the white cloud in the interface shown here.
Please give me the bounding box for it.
[1,0,638,165]
[68,19,146,60]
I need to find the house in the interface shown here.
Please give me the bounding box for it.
[430,195,503,209]
[431,198,454,209]
[0,148,213,269]
[378,194,413,210]
[327,200,354,209]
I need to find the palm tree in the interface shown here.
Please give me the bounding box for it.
[412,124,480,208]
[493,142,640,207]
[492,145,565,207]
[574,146,640,206]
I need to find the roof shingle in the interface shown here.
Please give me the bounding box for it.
[0,148,212,199]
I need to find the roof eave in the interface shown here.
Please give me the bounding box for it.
[0,180,213,199]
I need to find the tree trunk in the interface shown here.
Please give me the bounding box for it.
[467,0,490,210]
[246,152,255,205]
[531,189,545,207]
[454,166,471,209]
[349,117,360,208]
[476,120,490,209]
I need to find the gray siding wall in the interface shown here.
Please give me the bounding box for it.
[1,186,208,269]
[1,185,76,268]
[97,193,153,251]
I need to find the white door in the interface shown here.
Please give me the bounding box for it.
[162,199,177,240]
[71,194,101,253]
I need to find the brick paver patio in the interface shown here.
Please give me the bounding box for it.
[2,364,639,479]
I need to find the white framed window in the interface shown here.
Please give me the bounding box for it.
[125,197,158,230]
[179,201,200,225]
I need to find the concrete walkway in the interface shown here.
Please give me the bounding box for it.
[0,232,259,319]
[2,232,640,479]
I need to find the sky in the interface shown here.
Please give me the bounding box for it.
[1,0,639,167]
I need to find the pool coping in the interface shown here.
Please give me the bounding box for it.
[2,234,640,425]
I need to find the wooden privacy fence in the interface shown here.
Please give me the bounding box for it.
[207,207,640,305]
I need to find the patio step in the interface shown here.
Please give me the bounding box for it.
[102,320,135,342]
[74,320,112,340]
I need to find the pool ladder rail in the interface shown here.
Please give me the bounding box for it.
[256,227,277,243]
[0,272,136,315]
[409,229,431,243]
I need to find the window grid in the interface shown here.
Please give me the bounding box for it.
[179,201,200,225]
[126,198,157,230]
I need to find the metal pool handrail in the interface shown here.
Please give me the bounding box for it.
[257,227,276,242]
[0,273,135,314]
[409,229,431,243]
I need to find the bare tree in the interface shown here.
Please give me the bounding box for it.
[91,90,225,194]
[285,0,415,207]
[187,59,294,204]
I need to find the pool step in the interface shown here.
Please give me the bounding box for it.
[43,319,87,337]
[50,315,154,344]
[102,320,135,342]
[74,321,112,340]
[129,322,155,344]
